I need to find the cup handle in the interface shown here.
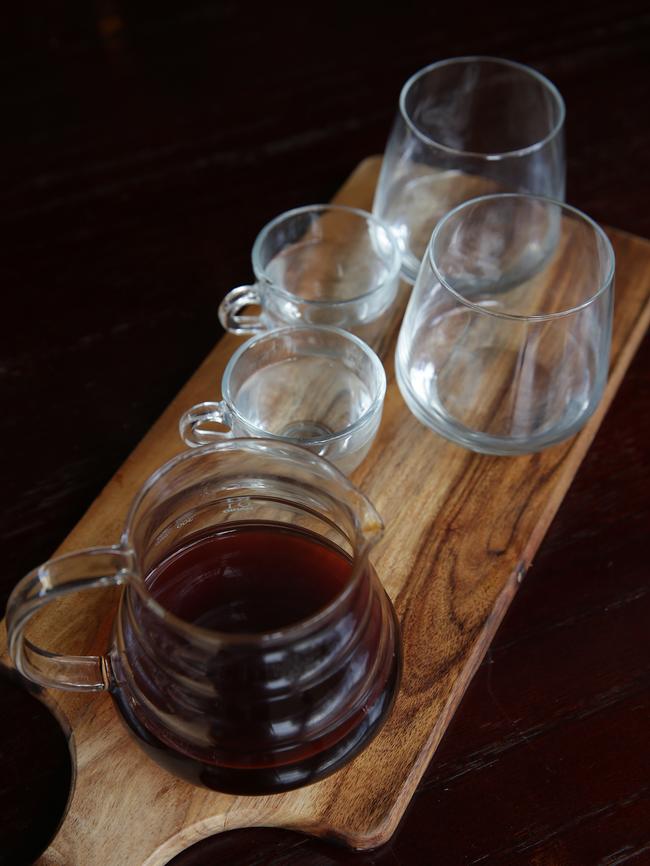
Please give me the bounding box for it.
[218,284,265,334]
[179,400,234,447]
[6,546,133,692]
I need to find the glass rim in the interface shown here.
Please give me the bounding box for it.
[427,193,615,322]
[251,203,402,306]
[399,55,566,159]
[222,324,387,443]
[122,437,382,647]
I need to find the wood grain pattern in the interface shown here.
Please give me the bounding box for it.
[1,157,649,866]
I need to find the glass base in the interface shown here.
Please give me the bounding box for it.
[395,359,599,456]
[111,646,401,795]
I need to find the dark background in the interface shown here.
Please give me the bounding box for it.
[1,1,649,864]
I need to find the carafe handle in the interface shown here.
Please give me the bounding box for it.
[6,547,132,691]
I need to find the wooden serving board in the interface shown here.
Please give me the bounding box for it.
[2,157,650,866]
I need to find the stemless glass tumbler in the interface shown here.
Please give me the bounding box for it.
[7,441,402,795]
[374,56,566,282]
[396,194,615,455]
[180,326,386,475]
[218,204,402,351]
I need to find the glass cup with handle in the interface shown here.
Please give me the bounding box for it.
[395,194,615,455]
[180,325,387,475]
[373,56,566,283]
[218,204,402,352]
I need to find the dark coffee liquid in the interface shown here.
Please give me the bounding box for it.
[146,522,350,633]
[112,521,401,794]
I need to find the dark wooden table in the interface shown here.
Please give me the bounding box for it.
[2,2,649,864]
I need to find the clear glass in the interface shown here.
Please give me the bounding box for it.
[6,440,401,795]
[179,325,386,475]
[395,194,615,455]
[374,56,566,282]
[218,204,402,351]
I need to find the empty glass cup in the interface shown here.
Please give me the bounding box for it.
[218,204,402,351]
[374,56,566,282]
[180,325,386,474]
[395,194,615,455]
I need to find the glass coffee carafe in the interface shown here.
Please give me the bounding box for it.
[7,440,401,794]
